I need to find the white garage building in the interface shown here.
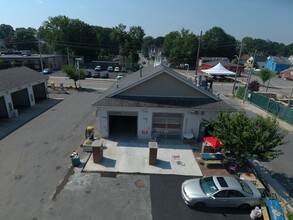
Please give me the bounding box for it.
[95,65,233,141]
[0,66,48,119]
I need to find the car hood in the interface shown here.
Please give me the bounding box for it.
[183,179,206,198]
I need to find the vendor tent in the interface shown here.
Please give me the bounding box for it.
[202,136,224,153]
[202,62,236,76]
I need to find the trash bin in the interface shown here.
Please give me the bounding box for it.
[71,155,80,167]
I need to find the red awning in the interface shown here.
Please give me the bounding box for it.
[203,136,224,148]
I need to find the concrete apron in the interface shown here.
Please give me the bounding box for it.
[83,139,203,176]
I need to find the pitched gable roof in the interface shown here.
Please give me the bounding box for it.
[0,66,48,92]
[99,64,218,100]
[270,56,291,65]
[94,65,233,111]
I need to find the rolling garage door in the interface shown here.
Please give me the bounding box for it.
[152,113,183,139]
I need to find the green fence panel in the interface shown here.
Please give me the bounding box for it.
[236,86,245,99]
[248,92,269,110]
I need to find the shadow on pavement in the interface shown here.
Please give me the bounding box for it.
[0,98,63,140]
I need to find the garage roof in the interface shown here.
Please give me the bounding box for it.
[94,96,233,111]
[0,66,48,92]
[94,64,234,111]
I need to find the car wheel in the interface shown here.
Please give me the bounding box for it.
[239,204,250,210]
[194,202,206,209]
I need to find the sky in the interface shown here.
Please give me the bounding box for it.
[1,0,293,45]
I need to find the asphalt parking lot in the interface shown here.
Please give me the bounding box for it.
[0,89,254,220]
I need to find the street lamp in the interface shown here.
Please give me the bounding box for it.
[184,63,190,79]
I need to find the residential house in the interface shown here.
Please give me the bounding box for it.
[280,67,293,80]
[264,56,291,73]
[94,65,234,141]
[246,55,267,69]
[0,66,48,119]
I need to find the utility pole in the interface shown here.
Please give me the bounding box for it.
[67,47,70,65]
[243,50,256,103]
[195,31,202,76]
[38,38,44,71]
[232,40,243,97]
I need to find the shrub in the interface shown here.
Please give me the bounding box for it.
[248,80,260,91]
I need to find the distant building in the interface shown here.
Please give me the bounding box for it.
[0,53,82,71]
[199,57,244,73]
[246,55,267,69]
[280,67,293,80]
[264,56,291,73]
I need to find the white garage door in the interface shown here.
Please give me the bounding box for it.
[152,113,183,139]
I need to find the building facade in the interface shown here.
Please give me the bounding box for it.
[95,65,234,141]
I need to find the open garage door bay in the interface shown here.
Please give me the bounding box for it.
[109,111,138,139]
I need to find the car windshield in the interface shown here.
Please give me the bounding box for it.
[237,179,253,195]
[200,177,219,195]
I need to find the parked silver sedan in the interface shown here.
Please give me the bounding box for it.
[181,176,262,209]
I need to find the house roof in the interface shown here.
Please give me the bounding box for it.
[200,57,230,62]
[94,64,233,111]
[270,56,291,65]
[94,96,233,110]
[0,66,48,92]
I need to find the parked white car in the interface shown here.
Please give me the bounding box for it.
[114,67,120,72]
[181,176,262,209]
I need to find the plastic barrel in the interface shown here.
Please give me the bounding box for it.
[71,156,80,167]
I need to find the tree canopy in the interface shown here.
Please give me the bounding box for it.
[259,68,272,85]
[205,111,286,161]
[61,64,85,89]
[1,17,293,67]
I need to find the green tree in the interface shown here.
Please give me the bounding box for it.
[259,68,271,85]
[111,23,128,64]
[11,27,38,51]
[163,29,198,65]
[205,111,286,161]
[61,65,85,89]
[39,16,98,61]
[201,27,237,59]
[142,36,154,57]
[0,24,14,48]
[126,26,145,66]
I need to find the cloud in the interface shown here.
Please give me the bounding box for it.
[36,0,43,4]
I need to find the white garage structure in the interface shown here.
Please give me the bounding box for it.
[95,65,233,141]
[0,66,48,119]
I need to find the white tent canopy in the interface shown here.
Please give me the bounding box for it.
[202,62,236,76]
